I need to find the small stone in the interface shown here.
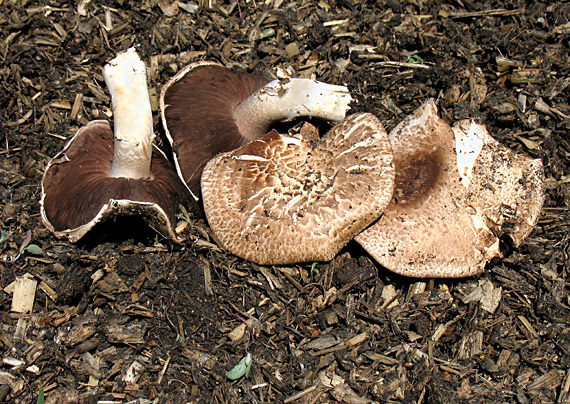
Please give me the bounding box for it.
[325,310,338,325]
[4,202,20,219]
[285,42,300,57]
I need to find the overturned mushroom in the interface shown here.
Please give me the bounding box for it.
[355,99,544,278]
[160,62,353,198]
[201,113,395,265]
[40,48,191,243]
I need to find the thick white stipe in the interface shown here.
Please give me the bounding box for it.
[104,48,154,179]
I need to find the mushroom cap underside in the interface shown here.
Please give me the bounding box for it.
[355,99,545,278]
[40,120,191,242]
[201,112,395,265]
[160,62,269,197]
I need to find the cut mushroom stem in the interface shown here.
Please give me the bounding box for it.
[159,63,355,199]
[233,78,353,140]
[104,47,154,179]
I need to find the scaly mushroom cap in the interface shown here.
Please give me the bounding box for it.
[201,113,395,265]
[453,120,545,245]
[160,62,269,197]
[355,99,545,278]
[40,120,191,242]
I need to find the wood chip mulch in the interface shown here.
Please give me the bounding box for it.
[1,1,569,403]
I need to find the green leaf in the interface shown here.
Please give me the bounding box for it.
[24,244,43,255]
[175,334,186,346]
[176,204,193,224]
[310,262,319,275]
[244,353,252,378]
[407,54,424,63]
[176,204,188,218]
[0,230,7,243]
[262,28,275,38]
[226,352,252,380]
[37,388,45,404]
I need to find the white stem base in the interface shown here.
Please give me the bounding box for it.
[233,78,353,141]
[103,47,154,179]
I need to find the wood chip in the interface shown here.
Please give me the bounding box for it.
[227,308,255,341]
[69,92,84,121]
[517,315,539,339]
[527,369,563,391]
[380,284,399,309]
[11,276,37,314]
[102,318,146,345]
[461,279,502,314]
[122,359,145,384]
[284,385,317,403]
[457,330,484,360]
[443,8,524,19]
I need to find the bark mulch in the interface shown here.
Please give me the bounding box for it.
[1,1,569,403]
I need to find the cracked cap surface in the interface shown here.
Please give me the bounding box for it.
[201,113,395,265]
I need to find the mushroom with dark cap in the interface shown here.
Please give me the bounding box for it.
[201,113,395,265]
[160,62,353,199]
[40,48,192,243]
[355,99,545,278]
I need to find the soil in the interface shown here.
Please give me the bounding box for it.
[1,0,570,403]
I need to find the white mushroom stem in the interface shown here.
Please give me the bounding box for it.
[233,79,353,141]
[103,47,154,179]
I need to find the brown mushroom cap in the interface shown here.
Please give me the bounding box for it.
[160,63,269,197]
[201,113,395,265]
[355,99,545,278]
[40,120,191,242]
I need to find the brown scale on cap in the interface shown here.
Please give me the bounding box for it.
[355,99,545,278]
[201,113,395,265]
[160,63,353,199]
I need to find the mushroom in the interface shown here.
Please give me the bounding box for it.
[159,62,353,199]
[40,48,191,243]
[355,99,545,278]
[201,113,395,265]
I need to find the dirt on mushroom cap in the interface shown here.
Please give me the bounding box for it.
[201,113,395,265]
[355,100,545,278]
